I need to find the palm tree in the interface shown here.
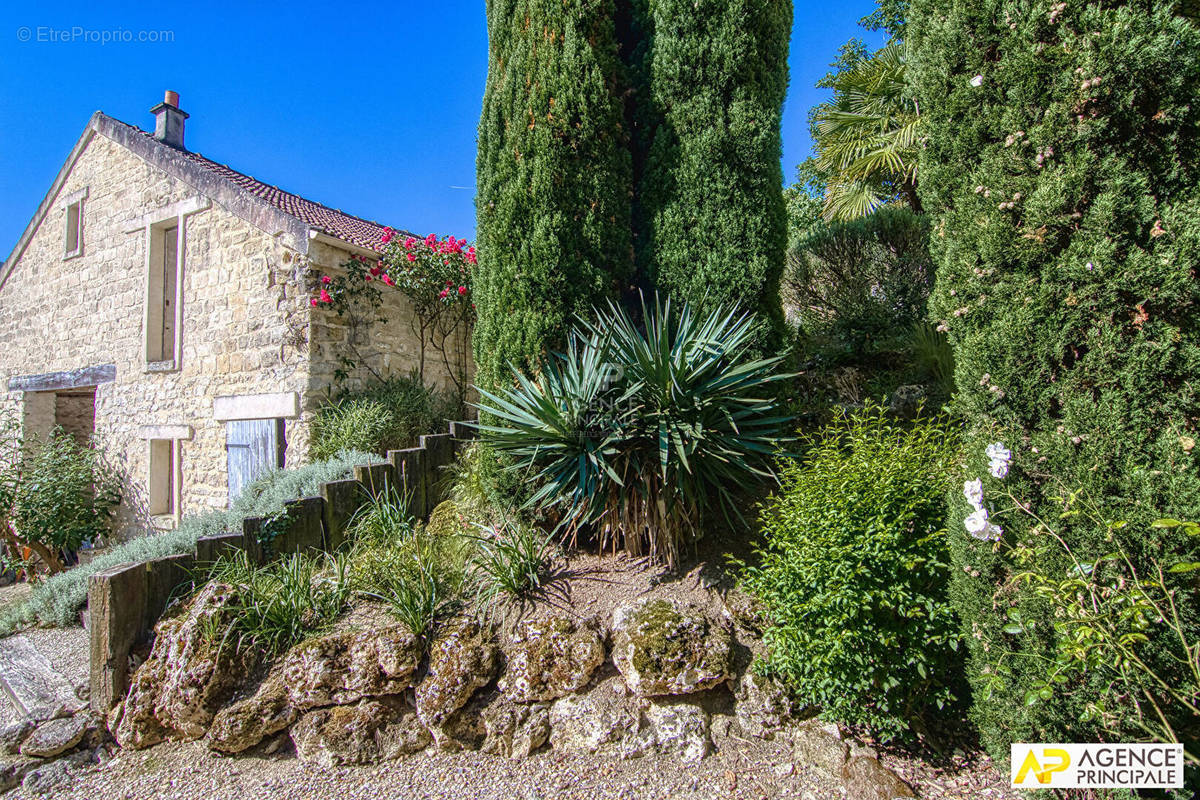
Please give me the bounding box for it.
[812,43,921,221]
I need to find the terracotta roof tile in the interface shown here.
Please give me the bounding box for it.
[119,119,411,252]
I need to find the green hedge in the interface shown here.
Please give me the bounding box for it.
[909,0,1200,756]
[743,406,963,740]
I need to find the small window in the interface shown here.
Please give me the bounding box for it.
[146,223,180,364]
[64,200,83,258]
[148,438,177,516]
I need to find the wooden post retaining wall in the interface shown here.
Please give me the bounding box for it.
[87,420,476,713]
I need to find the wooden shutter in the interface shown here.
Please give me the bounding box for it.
[161,225,178,358]
[225,418,285,505]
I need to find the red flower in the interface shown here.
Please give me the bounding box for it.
[406,253,416,262]
[319,289,332,303]
[321,275,332,284]
[382,275,394,286]
[310,298,319,307]
[457,285,467,295]
[381,227,394,244]
[439,289,449,299]
[404,236,415,249]
[365,274,373,281]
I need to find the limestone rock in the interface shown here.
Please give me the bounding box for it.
[415,619,498,740]
[111,582,251,750]
[0,720,34,755]
[19,750,92,795]
[208,624,422,753]
[437,690,493,752]
[206,675,297,754]
[290,698,429,767]
[481,699,550,759]
[0,757,39,793]
[280,625,422,709]
[734,671,792,739]
[548,679,638,754]
[791,719,850,776]
[888,385,927,420]
[842,756,915,799]
[610,598,731,696]
[499,616,605,703]
[623,701,710,763]
[20,715,87,758]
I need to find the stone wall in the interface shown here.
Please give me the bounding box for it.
[305,238,475,410]
[0,134,313,534]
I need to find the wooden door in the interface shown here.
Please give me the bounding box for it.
[226,418,285,505]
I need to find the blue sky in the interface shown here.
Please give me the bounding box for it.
[0,1,884,255]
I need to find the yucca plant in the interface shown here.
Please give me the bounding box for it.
[476,296,792,568]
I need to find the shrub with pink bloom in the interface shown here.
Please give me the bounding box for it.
[311,232,476,399]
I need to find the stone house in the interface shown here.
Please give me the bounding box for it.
[0,91,472,537]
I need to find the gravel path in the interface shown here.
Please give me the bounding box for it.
[6,732,1019,800]
[18,737,820,800]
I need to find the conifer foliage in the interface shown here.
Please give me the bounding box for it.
[630,0,792,348]
[474,0,635,392]
[474,0,793,388]
[909,0,1200,755]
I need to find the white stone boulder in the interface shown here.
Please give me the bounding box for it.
[610,598,732,696]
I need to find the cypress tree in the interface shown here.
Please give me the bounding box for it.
[910,0,1200,756]
[629,0,792,348]
[475,0,635,391]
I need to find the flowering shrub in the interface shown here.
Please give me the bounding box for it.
[313,229,475,399]
[956,442,1200,764]
[742,405,964,741]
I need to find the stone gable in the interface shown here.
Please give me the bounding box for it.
[0,113,471,539]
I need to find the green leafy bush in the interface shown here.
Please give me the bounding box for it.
[0,450,380,633]
[742,405,963,740]
[477,297,792,568]
[343,488,471,639]
[209,549,351,654]
[999,502,1200,765]
[309,372,459,461]
[909,0,1200,755]
[4,428,122,574]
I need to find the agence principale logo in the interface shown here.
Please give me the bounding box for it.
[1010,744,1185,789]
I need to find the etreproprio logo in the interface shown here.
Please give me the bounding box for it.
[1011,744,1185,790]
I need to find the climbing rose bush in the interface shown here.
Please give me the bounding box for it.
[311,229,476,397]
[313,229,475,318]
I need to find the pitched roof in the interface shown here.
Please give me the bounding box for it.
[2,111,414,290]
[105,116,406,252]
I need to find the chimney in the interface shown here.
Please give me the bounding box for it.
[150,90,188,150]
